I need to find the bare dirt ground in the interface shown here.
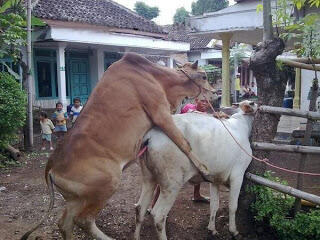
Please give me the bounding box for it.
[0,149,319,240]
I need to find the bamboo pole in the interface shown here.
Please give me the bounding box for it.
[251,142,320,154]
[246,173,320,205]
[259,105,320,120]
[277,57,320,64]
[277,59,320,71]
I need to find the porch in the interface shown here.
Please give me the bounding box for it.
[32,40,188,109]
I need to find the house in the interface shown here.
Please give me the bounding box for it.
[189,0,320,112]
[164,24,223,66]
[28,0,189,109]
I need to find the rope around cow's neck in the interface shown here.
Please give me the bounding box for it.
[204,96,320,177]
[177,68,202,99]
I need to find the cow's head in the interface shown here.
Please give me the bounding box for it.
[176,61,215,93]
[233,100,257,115]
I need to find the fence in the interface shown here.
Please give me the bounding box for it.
[246,105,320,208]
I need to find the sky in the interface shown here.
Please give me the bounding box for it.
[113,0,236,25]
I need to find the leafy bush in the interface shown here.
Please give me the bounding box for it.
[0,72,26,148]
[249,171,320,240]
[202,64,222,85]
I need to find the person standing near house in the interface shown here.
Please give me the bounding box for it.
[40,111,55,151]
[70,97,83,126]
[52,102,68,138]
[235,73,241,102]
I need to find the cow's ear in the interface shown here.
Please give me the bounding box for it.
[191,60,198,69]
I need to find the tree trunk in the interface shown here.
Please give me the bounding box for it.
[237,38,286,235]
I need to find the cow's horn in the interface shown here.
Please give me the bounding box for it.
[191,60,198,69]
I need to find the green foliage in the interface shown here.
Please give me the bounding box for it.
[0,0,45,62]
[230,44,251,73]
[173,7,190,25]
[249,171,320,240]
[202,65,221,84]
[134,1,159,20]
[191,0,228,16]
[0,72,26,148]
[0,12,26,61]
[273,0,320,59]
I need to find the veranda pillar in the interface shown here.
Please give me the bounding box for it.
[293,68,301,109]
[221,33,232,107]
[57,43,67,110]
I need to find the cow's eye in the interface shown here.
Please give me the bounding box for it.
[202,76,207,80]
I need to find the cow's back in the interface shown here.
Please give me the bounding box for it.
[144,113,252,181]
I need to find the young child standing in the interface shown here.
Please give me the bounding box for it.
[70,97,83,126]
[52,102,68,138]
[39,111,55,150]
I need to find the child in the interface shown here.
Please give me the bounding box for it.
[52,102,68,138]
[39,111,55,151]
[70,97,83,126]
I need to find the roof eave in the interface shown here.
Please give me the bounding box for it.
[42,19,167,39]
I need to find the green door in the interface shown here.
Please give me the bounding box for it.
[69,59,90,104]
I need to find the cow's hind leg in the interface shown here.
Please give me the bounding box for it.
[75,198,114,240]
[58,200,82,240]
[134,179,157,240]
[151,185,181,240]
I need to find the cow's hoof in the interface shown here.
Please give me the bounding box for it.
[233,233,243,240]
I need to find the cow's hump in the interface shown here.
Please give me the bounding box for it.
[122,53,153,67]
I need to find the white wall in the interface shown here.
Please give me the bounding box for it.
[301,69,320,112]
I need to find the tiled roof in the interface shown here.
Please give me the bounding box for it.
[164,25,218,50]
[33,0,165,34]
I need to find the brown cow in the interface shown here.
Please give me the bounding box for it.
[21,53,214,240]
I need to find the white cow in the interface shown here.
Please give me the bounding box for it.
[134,100,257,240]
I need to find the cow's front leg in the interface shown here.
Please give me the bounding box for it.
[208,183,219,236]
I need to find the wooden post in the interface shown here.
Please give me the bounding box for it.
[293,68,301,109]
[294,77,319,214]
[220,33,232,107]
[26,0,33,151]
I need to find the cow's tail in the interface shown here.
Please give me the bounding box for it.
[20,170,55,240]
